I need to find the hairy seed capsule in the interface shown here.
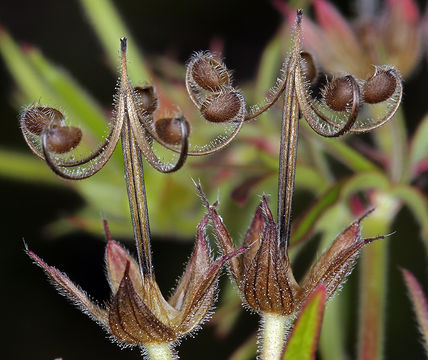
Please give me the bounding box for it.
[300,51,317,83]
[363,71,396,104]
[155,117,190,145]
[200,92,243,123]
[324,77,353,111]
[134,86,158,114]
[191,55,230,91]
[22,107,64,135]
[45,126,82,154]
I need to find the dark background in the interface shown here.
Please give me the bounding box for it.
[1,0,428,359]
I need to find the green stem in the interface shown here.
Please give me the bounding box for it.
[357,191,399,360]
[261,313,288,360]
[144,343,174,360]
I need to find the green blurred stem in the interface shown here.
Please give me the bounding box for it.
[373,107,407,184]
[318,204,352,360]
[357,191,399,360]
[261,313,288,360]
[144,343,174,360]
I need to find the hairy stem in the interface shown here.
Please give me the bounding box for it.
[144,342,174,360]
[121,110,153,277]
[277,66,300,249]
[119,37,153,279]
[261,313,288,360]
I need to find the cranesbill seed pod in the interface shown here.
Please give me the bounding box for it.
[191,55,230,91]
[363,70,396,104]
[134,86,158,114]
[300,52,317,83]
[155,117,190,145]
[200,91,243,123]
[45,126,82,154]
[22,107,64,136]
[324,77,353,111]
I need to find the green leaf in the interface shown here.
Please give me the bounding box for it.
[402,269,428,357]
[409,112,428,177]
[229,333,258,360]
[301,122,378,172]
[0,30,56,104]
[282,285,327,360]
[392,185,428,246]
[79,0,151,82]
[26,48,108,137]
[0,149,58,184]
[290,181,342,247]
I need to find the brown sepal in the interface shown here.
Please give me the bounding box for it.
[299,210,383,301]
[241,198,299,315]
[108,262,177,344]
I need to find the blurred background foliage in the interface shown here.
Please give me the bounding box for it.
[2,0,428,359]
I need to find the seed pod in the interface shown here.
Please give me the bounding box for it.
[134,86,158,114]
[45,126,82,154]
[191,55,230,91]
[200,91,243,123]
[22,107,64,136]
[363,70,396,104]
[300,51,317,83]
[324,77,353,111]
[155,117,190,145]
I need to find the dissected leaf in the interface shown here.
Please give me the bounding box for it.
[301,122,378,172]
[282,285,326,360]
[290,181,342,247]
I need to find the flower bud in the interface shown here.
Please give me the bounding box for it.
[323,77,353,111]
[363,70,396,104]
[155,117,190,145]
[45,126,82,153]
[200,91,244,123]
[190,54,230,91]
[21,106,64,135]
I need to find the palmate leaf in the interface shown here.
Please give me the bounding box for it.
[300,121,379,173]
[402,269,428,356]
[282,285,326,360]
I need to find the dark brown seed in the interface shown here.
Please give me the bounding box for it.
[300,51,317,83]
[155,117,190,145]
[45,126,82,154]
[22,107,64,135]
[324,77,353,111]
[191,55,230,91]
[363,71,396,104]
[134,86,158,114]
[200,92,243,123]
